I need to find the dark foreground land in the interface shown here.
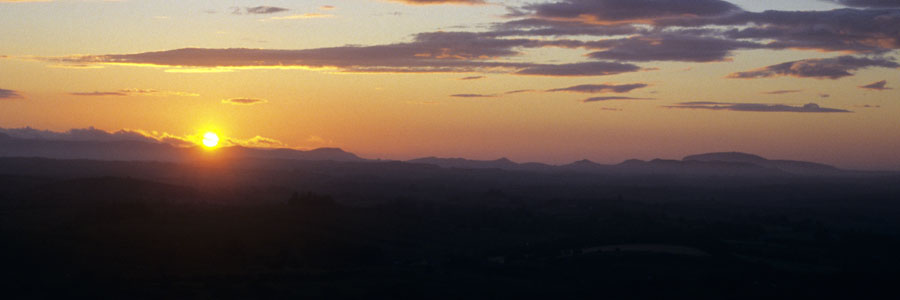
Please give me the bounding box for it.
[2,157,900,299]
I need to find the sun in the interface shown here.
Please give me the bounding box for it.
[202,132,219,148]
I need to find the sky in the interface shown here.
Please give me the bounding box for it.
[1,0,899,170]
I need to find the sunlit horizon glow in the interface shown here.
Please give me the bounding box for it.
[1,0,900,170]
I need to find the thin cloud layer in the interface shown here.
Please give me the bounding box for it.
[583,96,655,102]
[826,0,900,8]
[0,126,159,143]
[585,34,762,62]
[0,126,289,149]
[515,61,642,77]
[763,90,803,95]
[860,80,892,90]
[233,6,290,15]
[450,93,497,98]
[70,91,127,96]
[547,83,648,93]
[728,56,899,79]
[389,0,486,5]
[0,88,23,99]
[666,102,851,113]
[41,31,644,77]
[222,98,267,105]
[520,0,742,24]
[69,89,199,97]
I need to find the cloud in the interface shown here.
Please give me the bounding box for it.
[227,136,286,148]
[268,13,333,20]
[320,5,335,10]
[69,89,199,97]
[0,88,23,99]
[825,0,900,8]
[583,96,654,102]
[491,18,645,37]
[38,32,643,77]
[763,90,803,95]
[0,0,53,2]
[450,93,497,98]
[666,102,851,113]
[501,2,900,55]
[704,9,900,53]
[520,0,742,25]
[515,61,643,77]
[547,83,648,93]
[584,34,762,62]
[70,91,127,96]
[236,6,290,15]
[728,56,899,79]
[859,80,892,90]
[222,98,267,105]
[0,126,290,149]
[0,126,159,143]
[388,0,486,5]
[459,76,484,80]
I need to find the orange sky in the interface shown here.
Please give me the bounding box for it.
[1,0,899,169]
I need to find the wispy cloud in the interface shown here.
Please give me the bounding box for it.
[458,76,485,80]
[583,96,654,102]
[0,88,23,99]
[450,93,497,98]
[70,91,128,96]
[37,32,644,77]
[825,0,900,8]
[232,6,290,15]
[222,98,267,105]
[763,90,803,95]
[69,89,199,97]
[728,56,899,80]
[267,13,333,20]
[859,80,892,90]
[665,102,851,113]
[388,0,486,5]
[546,83,648,94]
[0,126,292,149]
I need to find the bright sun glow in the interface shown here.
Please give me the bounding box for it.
[202,132,219,148]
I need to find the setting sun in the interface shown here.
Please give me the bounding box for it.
[202,132,219,148]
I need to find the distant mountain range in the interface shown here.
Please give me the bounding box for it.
[0,132,363,163]
[0,132,873,177]
[408,152,848,177]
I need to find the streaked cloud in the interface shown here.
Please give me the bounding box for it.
[728,56,899,79]
[458,76,484,80]
[859,80,892,90]
[0,88,23,99]
[584,34,762,62]
[825,0,900,8]
[268,13,333,20]
[222,98,267,105]
[666,102,851,113]
[38,32,643,77]
[547,83,648,94]
[70,91,127,96]
[69,89,199,97]
[389,0,486,5]
[583,96,654,102]
[515,62,643,77]
[233,6,290,15]
[450,93,497,98]
[763,90,803,95]
[0,126,290,149]
[518,0,742,25]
